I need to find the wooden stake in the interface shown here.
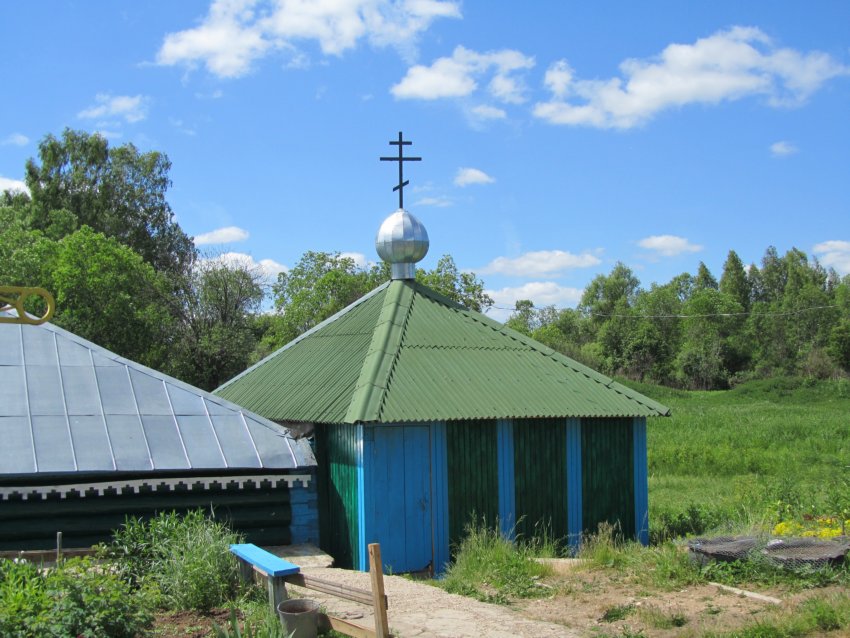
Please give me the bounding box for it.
[368,544,390,638]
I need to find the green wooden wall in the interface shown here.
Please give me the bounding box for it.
[0,476,311,551]
[315,424,360,568]
[513,418,568,547]
[581,417,635,538]
[446,419,498,550]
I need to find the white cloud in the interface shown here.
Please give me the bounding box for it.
[391,45,534,102]
[0,176,29,194]
[638,235,703,257]
[1,133,29,146]
[485,282,583,322]
[813,240,850,275]
[157,0,461,78]
[95,130,123,140]
[340,251,369,269]
[534,26,850,129]
[470,104,507,120]
[543,59,573,98]
[78,94,149,123]
[454,167,494,187]
[770,140,798,156]
[481,250,601,277]
[194,226,250,245]
[216,251,288,279]
[414,195,453,207]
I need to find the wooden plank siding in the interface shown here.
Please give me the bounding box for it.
[316,424,361,569]
[513,418,568,549]
[446,419,499,552]
[581,418,635,539]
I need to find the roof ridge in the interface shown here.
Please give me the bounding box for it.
[411,286,670,417]
[216,280,391,393]
[344,280,416,423]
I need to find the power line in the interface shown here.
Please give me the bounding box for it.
[485,303,842,319]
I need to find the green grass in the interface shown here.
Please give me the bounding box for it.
[618,377,850,538]
[437,520,555,604]
[698,593,850,637]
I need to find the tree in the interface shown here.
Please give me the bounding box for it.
[719,250,750,311]
[170,255,266,391]
[416,255,493,312]
[676,289,744,389]
[579,262,640,325]
[272,251,379,345]
[694,262,718,291]
[50,227,174,369]
[505,300,535,335]
[25,129,194,276]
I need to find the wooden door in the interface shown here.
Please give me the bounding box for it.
[367,425,432,573]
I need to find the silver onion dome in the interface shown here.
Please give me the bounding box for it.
[375,208,429,280]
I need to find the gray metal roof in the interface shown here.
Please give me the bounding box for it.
[0,314,316,478]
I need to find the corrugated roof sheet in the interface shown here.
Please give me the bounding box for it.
[215,280,670,423]
[0,313,316,478]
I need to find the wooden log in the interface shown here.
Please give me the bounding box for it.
[709,582,781,605]
[368,544,390,638]
[285,573,387,609]
[318,613,377,638]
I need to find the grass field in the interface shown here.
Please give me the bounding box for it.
[621,376,850,539]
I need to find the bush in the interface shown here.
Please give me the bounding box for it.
[0,557,152,638]
[102,509,244,611]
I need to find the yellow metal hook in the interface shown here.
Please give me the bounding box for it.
[0,286,56,325]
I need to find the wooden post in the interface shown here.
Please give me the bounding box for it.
[368,544,389,638]
[237,559,253,584]
[268,575,288,614]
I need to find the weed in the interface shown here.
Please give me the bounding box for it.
[600,604,634,623]
[438,519,553,604]
[213,606,293,638]
[700,593,850,637]
[578,524,702,590]
[0,557,153,638]
[638,606,688,629]
[101,509,244,611]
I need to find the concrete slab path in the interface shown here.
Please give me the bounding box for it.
[285,566,578,638]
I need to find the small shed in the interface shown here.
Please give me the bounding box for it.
[216,208,670,574]
[0,312,318,551]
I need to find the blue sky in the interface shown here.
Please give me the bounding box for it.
[2,1,849,320]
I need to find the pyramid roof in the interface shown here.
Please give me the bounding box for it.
[215,280,669,424]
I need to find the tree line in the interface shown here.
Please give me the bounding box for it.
[505,251,850,389]
[4,130,848,392]
[1,130,491,391]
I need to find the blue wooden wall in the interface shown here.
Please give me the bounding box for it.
[350,415,648,575]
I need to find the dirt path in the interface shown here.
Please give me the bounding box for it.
[286,566,578,638]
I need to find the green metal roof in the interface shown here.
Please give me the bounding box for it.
[215,280,670,423]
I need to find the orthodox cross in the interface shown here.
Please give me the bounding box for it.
[380,131,421,209]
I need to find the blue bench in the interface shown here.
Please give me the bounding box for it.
[230,543,300,611]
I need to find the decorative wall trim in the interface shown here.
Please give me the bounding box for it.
[0,474,313,501]
[496,419,516,540]
[356,423,367,572]
[566,417,583,551]
[633,417,649,545]
[430,421,449,576]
